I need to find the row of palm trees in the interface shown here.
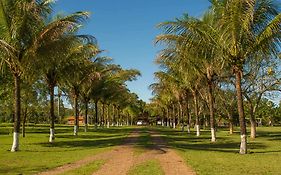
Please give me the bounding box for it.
[151,0,280,154]
[0,0,141,152]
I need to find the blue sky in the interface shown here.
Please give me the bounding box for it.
[54,0,211,102]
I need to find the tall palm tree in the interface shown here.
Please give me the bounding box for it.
[60,41,98,135]
[33,12,93,142]
[155,37,207,137]
[156,11,224,142]
[80,55,111,131]
[212,0,280,154]
[0,0,54,152]
[157,0,280,154]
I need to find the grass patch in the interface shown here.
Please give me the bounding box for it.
[0,125,133,175]
[128,160,164,175]
[60,160,105,175]
[155,126,281,175]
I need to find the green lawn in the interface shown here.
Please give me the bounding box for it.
[128,160,164,175]
[1,124,281,175]
[0,124,133,175]
[155,126,281,175]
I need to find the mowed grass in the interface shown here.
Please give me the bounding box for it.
[155,126,281,175]
[128,160,164,175]
[0,124,133,175]
[1,124,281,175]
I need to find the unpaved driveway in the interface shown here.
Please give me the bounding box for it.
[38,129,196,175]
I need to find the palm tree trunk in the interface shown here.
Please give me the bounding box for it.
[178,102,184,132]
[11,74,21,152]
[126,113,129,126]
[95,101,98,129]
[112,105,115,126]
[102,103,105,127]
[22,106,27,138]
[73,92,79,136]
[166,108,169,127]
[186,98,191,134]
[207,80,216,142]
[249,105,256,139]
[107,104,110,128]
[192,90,200,136]
[49,84,55,142]
[162,109,165,127]
[172,104,176,129]
[235,68,247,154]
[84,100,88,132]
[116,108,119,126]
[227,111,234,134]
[58,88,61,123]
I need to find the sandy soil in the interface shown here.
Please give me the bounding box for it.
[37,129,196,175]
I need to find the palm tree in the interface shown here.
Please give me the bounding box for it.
[61,42,98,136]
[33,12,93,142]
[80,56,113,131]
[156,11,224,142]
[156,0,280,153]
[211,0,280,154]
[0,0,54,152]
[155,38,206,137]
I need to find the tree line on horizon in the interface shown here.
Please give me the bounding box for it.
[149,0,281,154]
[0,0,143,152]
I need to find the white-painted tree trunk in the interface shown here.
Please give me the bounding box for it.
[196,125,200,136]
[211,128,216,142]
[49,128,55,143]
[240,134,247,154]
[107,121,110,128]
[74,125,78,136]
[11,132,19,152]
[162,119,164,127]
[187,124,191,134]
[173,122,176,129]
[84,124,88,132]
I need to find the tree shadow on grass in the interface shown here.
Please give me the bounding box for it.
[0,166,46,175]
[153,128,268,154]
[169,141,267,153]
[37,136,125,149]
[256,130,281,141]
[37,128,135,150]
[56,133,125,139]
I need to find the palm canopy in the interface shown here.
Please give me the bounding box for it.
[0,0,54,71]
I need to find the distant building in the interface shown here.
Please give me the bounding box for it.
[67,116,84,125]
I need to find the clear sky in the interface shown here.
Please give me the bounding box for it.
[54,0,211,102]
